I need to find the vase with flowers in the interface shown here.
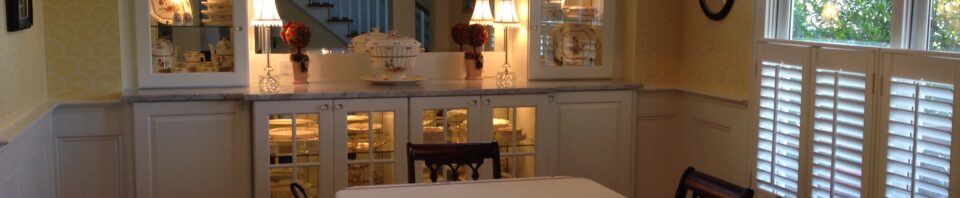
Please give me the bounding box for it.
[453,23,489,80]
[281,22,312,84]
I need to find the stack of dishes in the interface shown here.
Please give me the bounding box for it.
[201,0,232,26]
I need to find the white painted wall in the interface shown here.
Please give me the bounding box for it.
[634,89,753,197]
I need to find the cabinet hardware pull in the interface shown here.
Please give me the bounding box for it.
[234,26,243,32]
[335,104,343,110]
[548,95,556,102]
[483,99,491,105]
[239,103,247,111]
[470,100,478,106]
[320,104,330,110]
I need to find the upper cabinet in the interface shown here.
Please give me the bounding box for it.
[528,0,615,80]
[136,0,250,88]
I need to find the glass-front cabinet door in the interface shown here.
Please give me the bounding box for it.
[254,100,335,198]
[409,96,485,182]
[333,98,409,193]
[528,0,614,79]
[136,0,249,88]
[482,95,557,178]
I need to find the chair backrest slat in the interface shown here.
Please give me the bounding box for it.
[406,142,501,183]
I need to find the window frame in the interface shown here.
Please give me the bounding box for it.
[761,0,956,52]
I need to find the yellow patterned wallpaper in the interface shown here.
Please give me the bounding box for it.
[44,0,122,100]
[617,0,682,88]
[677,0,754,100]
[0,0,49,127]
[620,0,754,100]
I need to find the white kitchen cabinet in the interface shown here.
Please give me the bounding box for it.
[552,90,635,197]
[133,101,251,198]
[135,0,250,88]
[408,95,555,182]
[253,98,409,198]
[527,0,616,79]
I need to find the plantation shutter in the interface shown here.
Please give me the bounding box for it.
[757,61,804,197]
[756,43,811,198]
[810,48,875,198]
[884,54,958,198]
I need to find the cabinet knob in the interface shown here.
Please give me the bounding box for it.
[335,104,343,110]
[470,100,479,106]
[548,95,556,102]
[483,99,491,105]
[234,26,243,32]
[320,104,330,110]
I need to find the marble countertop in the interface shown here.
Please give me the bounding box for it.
[122,79,643,102]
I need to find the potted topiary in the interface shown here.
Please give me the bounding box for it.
[453,23,489,80]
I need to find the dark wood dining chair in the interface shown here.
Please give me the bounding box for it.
[406,142,502,183]
[676,167,754,198]
[290,183,307,198]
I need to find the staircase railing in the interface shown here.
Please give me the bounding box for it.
[310,0,391,36]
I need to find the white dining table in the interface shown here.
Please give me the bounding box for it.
[336,176,625,198]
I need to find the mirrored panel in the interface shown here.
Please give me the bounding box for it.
[256,0,497,53]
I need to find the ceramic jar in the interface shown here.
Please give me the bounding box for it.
[350,27,390,53]
[366,34,422,80]
[209,38,234,72]
[152,38,176,73]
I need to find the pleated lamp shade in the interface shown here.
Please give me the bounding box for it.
[494,0,520,29]
[252,0,283,27]
[470,0,495,25]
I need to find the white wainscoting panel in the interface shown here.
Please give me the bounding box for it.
[635,89,752,197]
[0,115,55,198]
[51,103,124,198]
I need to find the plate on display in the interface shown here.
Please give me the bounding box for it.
[551,23,601,66]
[361,75,426,85]
[151,0,192,25]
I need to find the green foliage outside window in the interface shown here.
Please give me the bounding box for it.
[930,0,960,52]
[792,0,892,47]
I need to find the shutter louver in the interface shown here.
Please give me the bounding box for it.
[757,62,804,198]
[811,69,867,198]
[885,77,954,198]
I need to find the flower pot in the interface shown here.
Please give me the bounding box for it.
[464,58,483,80]
[292,59,308,84]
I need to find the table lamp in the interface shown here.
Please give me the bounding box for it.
[253,0,283,92]
[495,0,519,88]
[470,0,495,25]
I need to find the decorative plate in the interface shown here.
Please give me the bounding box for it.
[361,75,425,85]
[551,23,601,67]
[151,0,192,25]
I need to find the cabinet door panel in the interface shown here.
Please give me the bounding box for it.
[253,100,334,198]
[409,96,483,183]
[134,101,250,198]
[554,91,634,197]
[333,98,408,193]
[481,95,555,179]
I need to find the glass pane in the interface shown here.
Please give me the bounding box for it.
[269,114,320,165]
[269,168,293,198]
[149,0,235,74]
[422,109,469,144]
[347,162,393,187]
[372,112,394,159]
[347,112,372,155]
[270,167,319,198]
[930,0,960,51]
[492,107,536,153]
[537,0,604,68]
[791,0,892,47]
[500,155,536,179]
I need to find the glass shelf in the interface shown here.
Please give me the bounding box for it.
[539,19,604,25]
[151,25,232,28]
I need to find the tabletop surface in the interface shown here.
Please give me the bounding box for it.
[336,176,626,198]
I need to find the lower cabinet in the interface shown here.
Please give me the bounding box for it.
[553,91,636,197]
[130,91,636,198]
[133,101,251,198]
